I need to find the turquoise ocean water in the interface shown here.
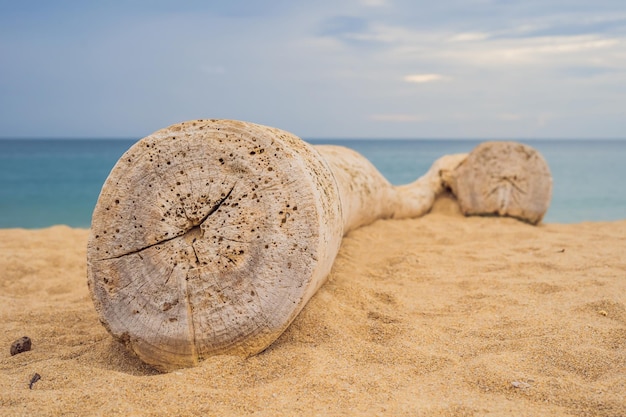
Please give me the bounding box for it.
[0,138,624,228]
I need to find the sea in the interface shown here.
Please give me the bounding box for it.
[0,138,624,228]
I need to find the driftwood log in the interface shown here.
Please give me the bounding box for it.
[444,141,552,225]
[87,120,465,371]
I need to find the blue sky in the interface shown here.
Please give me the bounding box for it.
[1,0,625,139]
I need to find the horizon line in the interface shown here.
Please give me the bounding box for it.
[1,136,626,141]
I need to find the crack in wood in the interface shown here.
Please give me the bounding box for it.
[97,185,236,262]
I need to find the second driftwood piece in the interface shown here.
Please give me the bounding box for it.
[87,119,464,371]
[444,141,552,225]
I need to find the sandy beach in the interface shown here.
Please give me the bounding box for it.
[1,195,625,416]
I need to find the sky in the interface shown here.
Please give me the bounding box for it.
[1,0,626,139]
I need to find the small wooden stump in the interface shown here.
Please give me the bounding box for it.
[446,142,552,225]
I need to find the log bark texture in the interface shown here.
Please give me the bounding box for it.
[317,146,467,233]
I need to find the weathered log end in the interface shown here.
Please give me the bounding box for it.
[87,120,343,371]
[445,141,552,225]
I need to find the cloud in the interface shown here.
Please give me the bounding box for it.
[429,33,623,69]
[403,73,447,83]
[503,14,626,38]
[449,32,490,42]
[360,0,391,7]
[3,0,626,138]
[498,36,619,59]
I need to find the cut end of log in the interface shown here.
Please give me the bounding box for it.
[446,141,553,225]
[87,120,343,371]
